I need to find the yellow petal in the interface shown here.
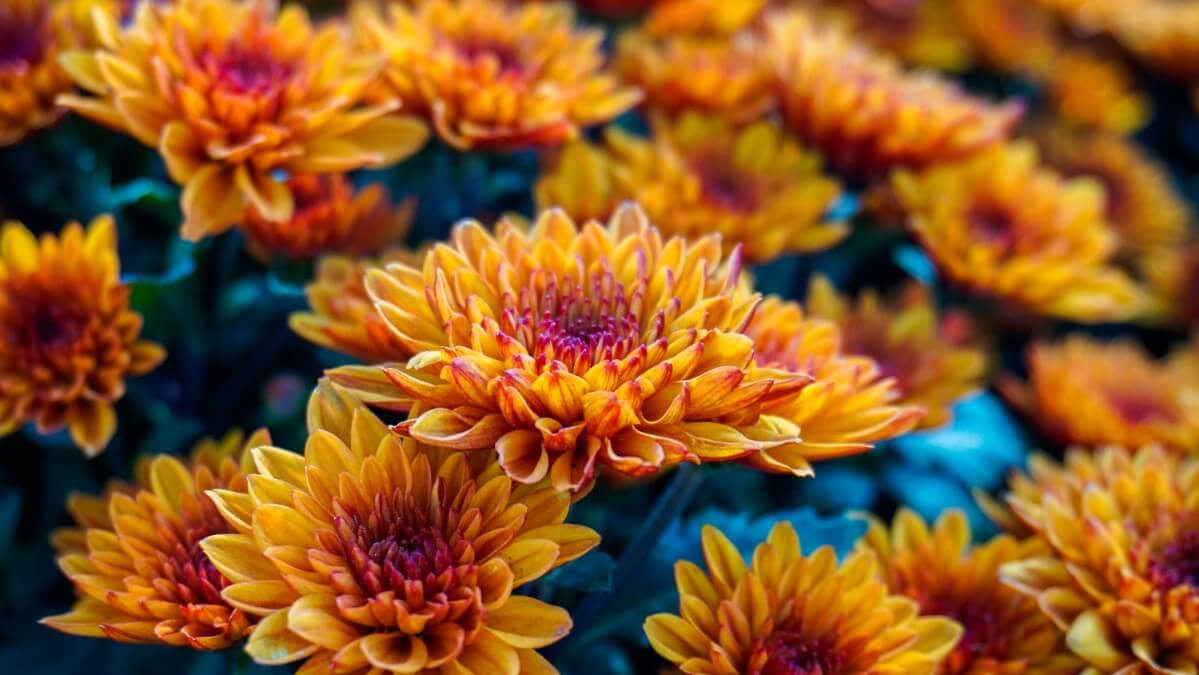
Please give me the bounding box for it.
[486,596,572,649]
[200,533,279,583]
[245,609,320,665]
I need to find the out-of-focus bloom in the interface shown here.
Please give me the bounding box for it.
[201,382,597,673]
[329,205,810,492]
[42,429,270,648]
[799,0,972,72]
[858,509,1080,674]
[239,174,414,262]
[893,141,1146,322]
[1041,51,1150,135]
[289,247,422,364]
[1000,445,1199,673]
[58,0,428,240]
[1143,242,1199,326]
[534,140,621,226]
[644,521,963,674]
[535,115,846,264]
[0,216,164,455]
[642,0,766,38]
[768,9,1022,179]
[354,0,638,150]
[806,276,985,430]
[953,0,1059,75]
[1001,335,1199,452]
[1106,2,1199,82]
[0,0,76,146]
[746,296,924,472]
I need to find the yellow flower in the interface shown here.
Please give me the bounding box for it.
[999,446,1199,674]
[41,429,270,648]
[1000,335,1199,453]
[805,276,986,430]
[353,0,638,150]
[0,0,76,145]
[200,381,597,674]
[534,140,622,226]
[799,0,972,72]
[767,9,1022,179]
[0,216,164,455]
[893,141,1146,322]
[858,509,1081,674]
[240,173,415,262]
[535,114,846,264]
[327,205,810,492]
[954,0,1059,75]
[744,296,924,474]
[644,521,963,674]
[58,0,429,240]
[1041,50,1150,136]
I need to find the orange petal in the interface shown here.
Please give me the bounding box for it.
[407,408,508,450]
[496,429,549,484]
[180,164,243,240]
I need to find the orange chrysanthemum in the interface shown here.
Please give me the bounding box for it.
[1041,51,1150,136]
[893,141,1146,322]
[328,205,812,492]
[805,276,986,430]
[798,0,972,72]
[0,0,76,146]
[240,173,415,262]
[535,115,846,264]
[745,296,924,472]
[200,381,598,673]
[57,0,428,240]
[42,429,271,648]
[858,509,1080,674]
[999,445,1199,673]
[954,0,1059,75]
[641,0,767,38]
[644,521,964,674]
[768,9,1022,179]
[353,0,639,150]
[1000,335,1199,453]
[0,216,164,455]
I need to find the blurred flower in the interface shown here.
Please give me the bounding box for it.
[746,296,924,474]
[806,276,986,430]
[954,0,1058,75]
[534,140,621,225]
[893,141,1146,322]
[1105,2,1199,82]
[536,114,846,263]
[42,429,270,648]
[1000,445,1199,674]
[858,508,1080,674]
[58,0,428,240]
[1143,242,1199,326]
[644,521,963,674]
[0,0,75,145]
[1001,335,1199,452]
[768,9,1022,179]
[1041,50,1150,135]
[0,216,164,455]
[202,381,596,673]
[354,0,638,150]
[799,0,972,72]
[642,0,766,37]
[240,174,415,262]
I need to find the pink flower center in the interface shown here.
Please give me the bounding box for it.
[921,596,1009,674]
[166,502,234,606]
[0,6,46,71]
[760,630,845,675]
[1149,528,1199,591]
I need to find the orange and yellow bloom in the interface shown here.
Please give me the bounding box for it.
[1041,50,1150,136]
[58,0,428,240]
[0,216,164,455]
[644,521,964,674]
[0,0,77,145]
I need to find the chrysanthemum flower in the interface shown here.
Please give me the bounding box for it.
[954,0,1059,75]
[57,0,428,240]
[642,0,767,38]
[1000,445,1199,673]
[353,0,638,150]
[41,428,271,648]
[535,115,846,264]
[200,381,597,673]
[534,140,622,226]
[644,521,963,674]
[240,174,414,262]
[768,9,1022,179]
[0,216,164,455]
[744,296,924,473]
[800,0,972,72]
[1000,335,1199,452]
[0,0,76,146]
[893,141,1146,322]
[1105,2,1199,82]
[1041,51,1151,136]
[858,509,1081,674]
[328,205,811,492]
[805,276,986,430]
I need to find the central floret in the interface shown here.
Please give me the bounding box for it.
[761,631,846,675]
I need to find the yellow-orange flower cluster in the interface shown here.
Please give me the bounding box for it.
[354,0,639,150]
[0,0,76,145]
[893,141,1146,322]
[1041,50,1151,135]
[0,216,164,455]
[200,381,597,673]
[999,446,1199,673]
[644,521,964,674]
[58,0,428,240]
[42,429,270,648]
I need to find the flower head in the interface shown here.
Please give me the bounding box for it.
[1041,50,1150,136]
[353,0,638,150]
[954,0,1059,75]
[644,521,963,674]
[1106,2,1199,82]
[642,0,767,38]
[805,276,986,430]
[200,381,598,673]
[42,428,270,648]
[58,0,428,240]
[999,445,1199,673]
[0,0,76,145]
[893,141,1146,322]
[0,216,163,455]
[801,0,972,72]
